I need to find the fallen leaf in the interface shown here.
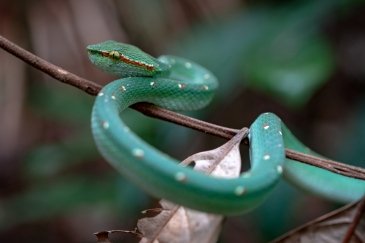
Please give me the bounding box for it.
[94,229,141,243]
[95,231,112,243]
[137,128,248,243]
[181,128,247,178]
[271,198,365,243]
[138,201,222,243]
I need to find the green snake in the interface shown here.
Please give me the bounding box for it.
[88,40,365,215]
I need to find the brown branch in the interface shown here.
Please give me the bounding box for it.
[0,35,237,140]
[271,199,365,243]
[286,150,365,180]
[342,197,365,243]
[1,34,365,180]
[0,35,101,96]
[131,103,239,139]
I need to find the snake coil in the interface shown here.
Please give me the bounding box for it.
[89,40,365,215]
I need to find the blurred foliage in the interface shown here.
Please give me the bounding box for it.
[1,0,365,242]
[340,102,365,167]
[29,83,93,124]
[172,1,341,107]
[0,175,149,231]
[23,132,96,180]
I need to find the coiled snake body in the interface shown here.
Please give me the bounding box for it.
[88,40,365,215]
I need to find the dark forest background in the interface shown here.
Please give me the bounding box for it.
[0,0,365,242]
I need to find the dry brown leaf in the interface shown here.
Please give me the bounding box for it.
[137,128,248,243]
[95,231,112,243]
[138,201,222,243]
[94,229,141,243]
[181,128,246,178]
[272,199,365,243]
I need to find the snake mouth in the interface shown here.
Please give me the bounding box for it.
[87,48,98,55]
[86,44,105,57]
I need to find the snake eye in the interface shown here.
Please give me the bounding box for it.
[100,51,109,57]
[109,51,120,60]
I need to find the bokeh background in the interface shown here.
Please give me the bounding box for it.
[1,0,365,242]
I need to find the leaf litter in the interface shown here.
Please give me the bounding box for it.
[95,128,248,243]
[271,197,365,243]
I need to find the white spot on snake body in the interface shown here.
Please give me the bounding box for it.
[277,165,283,174]
[98,92,104,97]
[121,86,126,92]
[234,186,246,196]
[178,83,186,89]
[263,125,270,130]
[185,62,192,68]
[204,73,210,79]
[277,143,282,147]
[203,85,209,90]
[175,172,187,182]
[102,121,109,129]
[132,148,144,158]
[263,154,270,160]
[111,95,116,100]
[279,131,282,136]
[150,81,155,87]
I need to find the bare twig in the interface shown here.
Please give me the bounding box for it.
[342,196,365,243]
[0,35,100,95]
[0,35,237,141]
[131,103,239,139]
[1,34,365,180]
[271,199,365,243]
[286,150,365,180]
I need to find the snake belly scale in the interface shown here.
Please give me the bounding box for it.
[89,40,365,215]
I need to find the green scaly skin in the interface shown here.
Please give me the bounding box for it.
[88,40,365,215]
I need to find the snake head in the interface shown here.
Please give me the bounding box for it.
[87,40,170,77]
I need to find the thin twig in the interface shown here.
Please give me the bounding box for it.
[0,35,100,96]
[271,199,364,243]
[286,150,365,180]
[342,196,365,243]
[1,34,365,180]
[131,103,239,139]
[0,34,237,141]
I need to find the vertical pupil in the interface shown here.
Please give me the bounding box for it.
[110,51,120,59]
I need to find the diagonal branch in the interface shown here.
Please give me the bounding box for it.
[0,35,101,96]
[0,35,237,139]
[342,197,365,243]
[1,34,365,180]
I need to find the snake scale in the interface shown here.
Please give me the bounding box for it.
[88,40,365,215]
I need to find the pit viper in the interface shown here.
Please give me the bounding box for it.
[88,40,365,215]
